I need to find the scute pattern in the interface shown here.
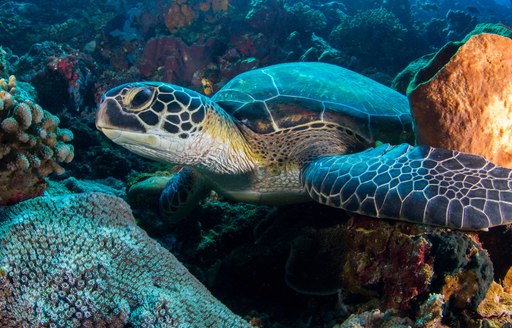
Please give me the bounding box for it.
[102,82,207,139]
[213,62,414,145]
[303,144,512,230]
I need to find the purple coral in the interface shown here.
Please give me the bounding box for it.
[0,75,74,205]
[0,192,250,327]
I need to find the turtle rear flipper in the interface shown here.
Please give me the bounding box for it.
[302,144,512,230]
[160,167,211,223]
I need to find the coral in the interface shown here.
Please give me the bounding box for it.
[164,0,229,33]
[441,269,480,309]
[284,2,327,34]
[408,33,512,168]
[286,216,435,310]
[0,0,117,54]
[285,215,493,314]
[138,36,218,87]
[336,294,447,327]
[165,0,196,33]
[0,76,74,205]
[337,309,412,328]
[444,9,478,41]
[14,41,97,112]
[329,8,410,74]
[246,0,283,32]
[414,294,446,328]
[0,192,251,327]
[476,267,512,327]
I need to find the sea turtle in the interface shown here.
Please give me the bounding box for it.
[96,62,512,230]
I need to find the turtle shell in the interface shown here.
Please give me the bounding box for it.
[212,62,413,144]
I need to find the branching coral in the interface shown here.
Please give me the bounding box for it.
[0,76,74,205]
[0,192,251,327]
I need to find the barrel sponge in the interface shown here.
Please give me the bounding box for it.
[0,75,75,205]
[0,192,250,327]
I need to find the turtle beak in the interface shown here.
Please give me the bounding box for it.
[95,95,109,131]
[95,96,145,134]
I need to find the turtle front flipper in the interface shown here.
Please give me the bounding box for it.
[302,144,512,230]
[160,167,211,223]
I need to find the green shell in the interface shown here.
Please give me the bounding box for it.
[213,62,414,144]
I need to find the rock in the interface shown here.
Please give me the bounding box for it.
[285,215,493,314]
[408,33,512,168]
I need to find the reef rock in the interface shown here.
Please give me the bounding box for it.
[285,215,493,316]
[0,192,250,327]
[408,33,512,168]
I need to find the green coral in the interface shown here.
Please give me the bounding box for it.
[0,192,251,327]
[0,76,74,205]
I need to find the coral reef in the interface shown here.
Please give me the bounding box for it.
[0,192,250,327]
[444,9,478,41]
[329,8,410,74]
[1,1,512,326]
[14,42,98,112]
[138,36,218,87]
[0,76,73,205]
[0,1,118,54]
[164,0,229,34]
[165,0,197,33]
[283,2,327,34]
[285,215,493,314]
[183,199,504,326]
[476,267,512,327]
[409,33,512,168]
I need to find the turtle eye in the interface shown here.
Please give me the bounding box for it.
[130,88,153,108]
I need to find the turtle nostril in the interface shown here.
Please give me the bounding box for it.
[97,96,106,109]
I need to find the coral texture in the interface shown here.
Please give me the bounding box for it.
[409,33,512,168]
[476,267,512,327]
[138,36,217,87]
[285,215,493,314]
[164,0,229,33]
[0,192,250,327]
[0,76,74,205]
[329,8,409,73]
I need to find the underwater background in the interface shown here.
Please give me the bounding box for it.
[1,0,512,327]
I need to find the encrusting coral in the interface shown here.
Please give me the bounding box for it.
[0,192,251,327]
[0,75,74,205]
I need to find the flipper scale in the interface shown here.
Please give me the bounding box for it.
[302,143,512,230]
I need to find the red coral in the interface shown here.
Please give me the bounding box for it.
[47,55,79,87]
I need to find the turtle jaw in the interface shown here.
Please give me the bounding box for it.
[100,128,161,148]
[99,127,174,162]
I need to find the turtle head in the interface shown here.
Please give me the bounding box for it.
[96,82,256,174]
